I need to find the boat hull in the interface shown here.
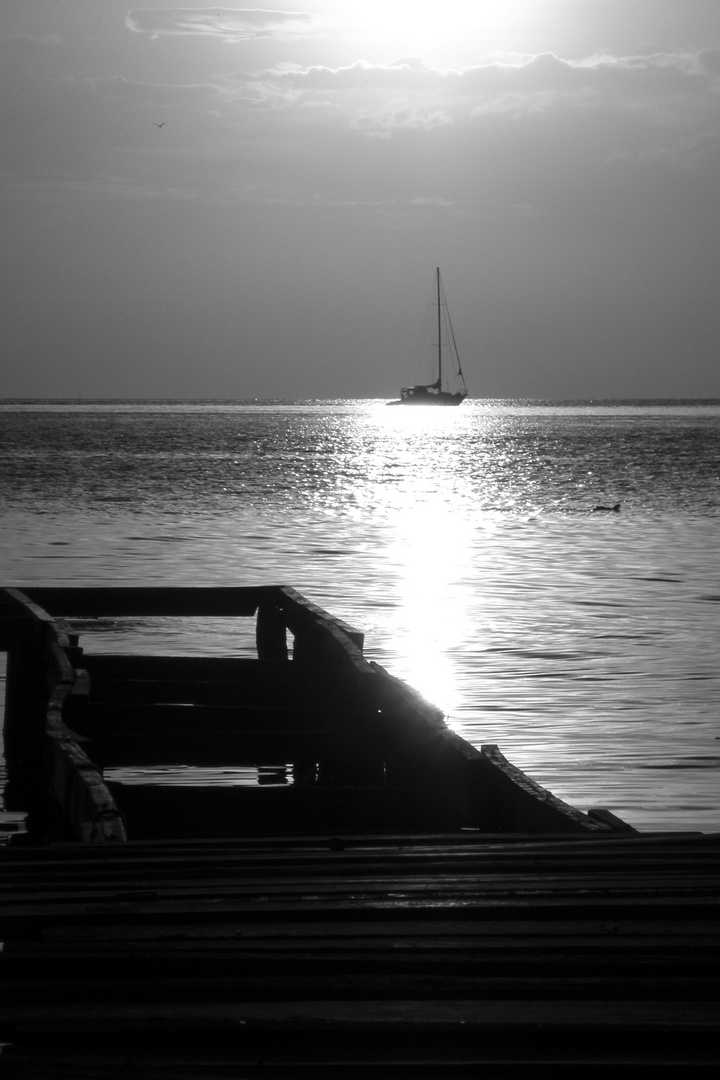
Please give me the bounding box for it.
[388,387,468,406]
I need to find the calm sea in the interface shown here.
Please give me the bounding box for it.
[2,399,719,835]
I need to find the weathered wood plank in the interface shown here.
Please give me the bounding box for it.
[0,831,716,876]
[92,729,385,766]
[104,782,462,839]
[3,975,719,1012]
[2,869,719,917]
[3,869,718,912]
[15,586,366,652]
[77,676,324,708]
[2,890,718,933]
[3,1033,718,1080]
[34,920,720,947]
[78,680,313,708]
[4,933,716,976]
[15,586,268,618]
[1,996,718,1032]
[72,703,337,735]
[80,655,301,683]
[4,859,717,896]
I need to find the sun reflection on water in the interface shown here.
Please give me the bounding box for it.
[383,499,476,714]
[354,404,498,713]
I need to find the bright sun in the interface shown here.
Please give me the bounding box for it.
[332,1,543,62]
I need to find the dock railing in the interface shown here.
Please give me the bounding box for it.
[1,586,627,842]
[1,587,126,841]
[0,585,369,842]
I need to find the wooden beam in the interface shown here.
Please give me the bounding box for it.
[89,728,386,767]
[71,703,331,735]
[11,586,272,618]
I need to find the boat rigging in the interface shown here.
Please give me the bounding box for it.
[389,267,468,406]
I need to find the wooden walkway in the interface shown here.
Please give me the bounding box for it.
[1,829,719,1076]
[1,585,718,1073]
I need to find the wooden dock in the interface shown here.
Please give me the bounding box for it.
[0,585,621,843]
[1,830,719,1076]
[1,585,719,1074]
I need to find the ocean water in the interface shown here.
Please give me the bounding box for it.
[1,399,719,835]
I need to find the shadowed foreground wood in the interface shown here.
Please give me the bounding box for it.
[1,831,719,1076]
[1,586,717,1074]
[1,586,619,841]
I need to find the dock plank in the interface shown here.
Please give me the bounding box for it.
[1,832,719,1072]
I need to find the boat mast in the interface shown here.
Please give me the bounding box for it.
[436,267,442,389]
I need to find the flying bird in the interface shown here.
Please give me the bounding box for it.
[152,122,166,128]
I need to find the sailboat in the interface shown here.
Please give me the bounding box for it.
[389,268,468,406]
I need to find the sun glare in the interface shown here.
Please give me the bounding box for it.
[335,1,475,57]
[386,499,474,714]
[335,1,542,60]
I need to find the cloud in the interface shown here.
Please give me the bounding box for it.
[252,48,716,105]
[206,46,720,220]
[125,7,320,43]
[350,101,451,138]
[229,49,720,141]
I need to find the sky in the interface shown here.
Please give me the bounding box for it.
[2,0,720,400]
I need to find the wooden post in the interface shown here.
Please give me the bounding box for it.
[255,603,289,661]
[3,641,48,773]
